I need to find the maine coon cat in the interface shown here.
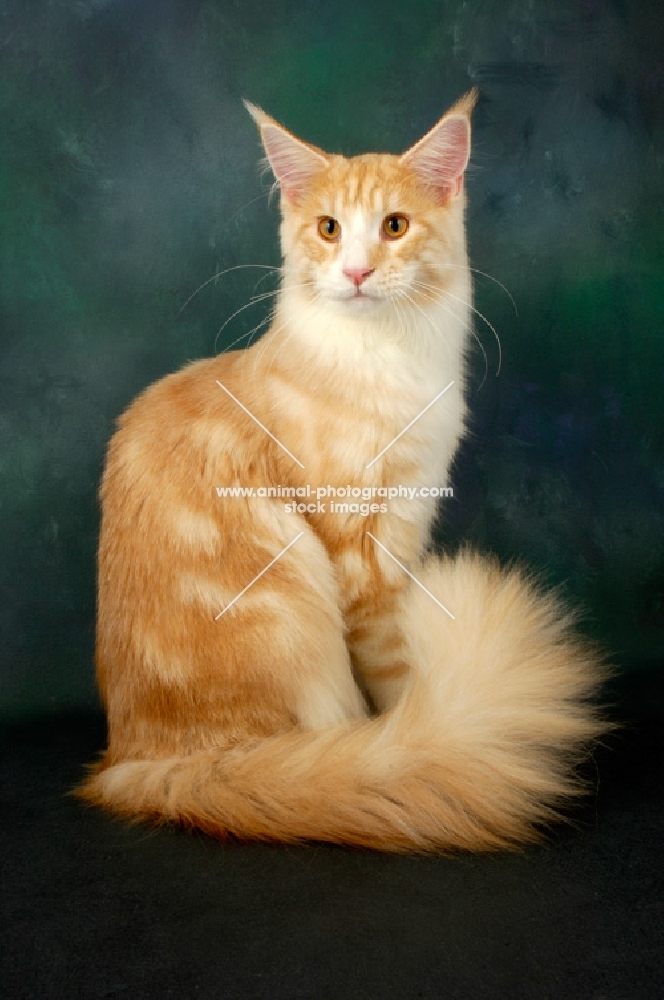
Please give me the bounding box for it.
[77,91,607,851]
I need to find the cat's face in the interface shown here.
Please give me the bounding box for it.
[246,93,477,317]
[279,153,466,315]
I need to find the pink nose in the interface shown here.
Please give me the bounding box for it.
[343,266,375,287]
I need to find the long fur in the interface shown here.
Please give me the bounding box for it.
[77,552,606,852]
[75,93,609,852]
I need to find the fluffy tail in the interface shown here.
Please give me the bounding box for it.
[76,551,609,852]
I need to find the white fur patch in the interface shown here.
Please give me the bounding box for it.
[296,673,367,729]
[140,630,188,686]
[171,507,220,554]
[178,572,290,619]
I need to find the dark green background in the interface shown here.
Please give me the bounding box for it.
[1,0,663,720]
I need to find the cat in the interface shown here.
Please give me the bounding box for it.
[76,91,608,851]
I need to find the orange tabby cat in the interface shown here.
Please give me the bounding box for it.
[76,91,607,851]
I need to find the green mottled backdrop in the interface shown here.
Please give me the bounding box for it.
[1,0,663,719]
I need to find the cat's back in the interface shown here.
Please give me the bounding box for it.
[100,351,249,511]
[115,351,239,437]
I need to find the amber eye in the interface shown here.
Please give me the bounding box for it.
[318,217,341,242]
[382,214,409,240]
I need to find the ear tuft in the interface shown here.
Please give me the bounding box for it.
[243,100,329,205]
[243,100,271,129]
[400,89,477,203]
[448,86,479,118]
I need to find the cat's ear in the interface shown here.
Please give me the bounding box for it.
[244,101,329,206]
[400,88,478,204]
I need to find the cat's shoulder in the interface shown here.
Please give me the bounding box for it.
[116,351,242,432]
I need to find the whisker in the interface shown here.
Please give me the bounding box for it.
[214,288,281,349]
[224,191,270,228]
[395,288,441,346]
[215,279,316,353]
[253,269,283,293]
[413,282,488,388]
[413,279,500,380]
[443,288,502,378]
[217,308,275,355]
[249,298,300,379]
[245,310,275,350]
[442,262,518,316]
[410,281,489,389]
[177,264,285,318]
[390,290,408,345]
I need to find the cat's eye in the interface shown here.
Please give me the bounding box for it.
[382,214,409,240]
[318,217,341,242]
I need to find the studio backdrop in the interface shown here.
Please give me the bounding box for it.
[1,0,662,720]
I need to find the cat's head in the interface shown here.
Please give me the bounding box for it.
[245,92,477,319]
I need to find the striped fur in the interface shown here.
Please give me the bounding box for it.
[76,94,608,851]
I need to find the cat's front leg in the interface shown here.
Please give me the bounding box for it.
[345,596,411,714]
[335,525,422,714]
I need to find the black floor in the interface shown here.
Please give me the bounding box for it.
[2,674,663,1000]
